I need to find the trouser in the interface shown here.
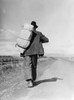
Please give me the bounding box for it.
[23,55,38,81]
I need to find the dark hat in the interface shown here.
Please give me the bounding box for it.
[31,21,38,28]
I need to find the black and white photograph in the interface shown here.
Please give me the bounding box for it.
[0,0,74,100]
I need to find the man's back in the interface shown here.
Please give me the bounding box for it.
[23,30,49,56]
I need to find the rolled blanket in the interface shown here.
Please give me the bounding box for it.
[16,24,33,53]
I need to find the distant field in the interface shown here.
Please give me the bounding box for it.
[0,56,23,64]
[0,56,23,73]
[0,56,25,84]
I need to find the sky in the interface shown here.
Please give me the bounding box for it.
[0,0,74,55]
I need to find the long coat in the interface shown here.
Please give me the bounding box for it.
[23,30,49,56]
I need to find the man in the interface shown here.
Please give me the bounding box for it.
[22,21,49,87]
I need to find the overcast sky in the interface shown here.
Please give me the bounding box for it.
[0,0,74,55]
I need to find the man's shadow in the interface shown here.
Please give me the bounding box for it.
[33,77,63,87]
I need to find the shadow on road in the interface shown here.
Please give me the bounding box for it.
[33,77,63,87]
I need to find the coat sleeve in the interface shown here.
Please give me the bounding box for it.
[40,33,49,43]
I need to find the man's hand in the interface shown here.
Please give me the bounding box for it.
[20,53,24,57]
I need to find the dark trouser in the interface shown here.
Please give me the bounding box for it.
[24,55,38,82]
[31,55,37,81]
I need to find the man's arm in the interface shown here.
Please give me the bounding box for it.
[40,33,49,43]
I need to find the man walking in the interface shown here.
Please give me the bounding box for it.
[22,21,49,87]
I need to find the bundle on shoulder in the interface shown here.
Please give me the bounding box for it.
[15,24,33,53]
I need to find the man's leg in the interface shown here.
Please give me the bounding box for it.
[31,55,38,81]
[23,56,33,87]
